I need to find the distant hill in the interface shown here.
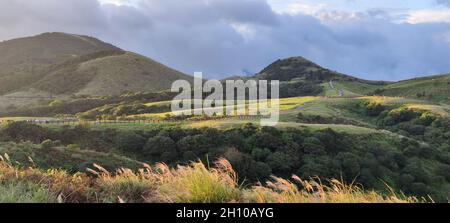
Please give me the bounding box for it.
[252,56,450,102]
[252,56,387,97]
[255,56,355,82]
[0,32,119,95]
[379,74,450,103]
[0,32,192,97]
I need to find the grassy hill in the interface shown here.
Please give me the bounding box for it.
[0,33,192,97]
[253,56,388,98]
[252,56,450,104]
[0,33,192,112]
[28,50,191,96]
[379,74,450,103]
[0,32,119,95]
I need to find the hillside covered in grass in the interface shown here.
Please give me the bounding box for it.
[0,33,192,112]
[0,156,418,203]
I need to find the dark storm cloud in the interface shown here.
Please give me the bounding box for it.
[1,0,450,80]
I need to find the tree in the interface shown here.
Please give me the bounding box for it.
[177,134,210,155]
[116,132,146,152]
[302,137,326,155]
[143,135,177,162]
[297,155,339,179]
[2,121,49,143]
[224,148,272,181]
[365,101,385,116]
[251,148,271,161]
[266,152,295,173]
[336,152,361,179]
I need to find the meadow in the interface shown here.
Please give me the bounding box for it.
[0,156,418,203]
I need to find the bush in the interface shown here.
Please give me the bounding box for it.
[116,132,146,151]
[365,101,385,116]
[40,139,55,150]
[143,135,177,162]
[336,152,361,179]
[2,121,49,143]
[266,152,295,173]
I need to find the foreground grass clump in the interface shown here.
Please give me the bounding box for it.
[244,176,416,203]
[0,182,57,203]
[155,160,241,203]
[0,155,417,203]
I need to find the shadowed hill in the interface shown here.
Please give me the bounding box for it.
[0,32,192,97]
[0,32,120,94]
[253,56,387,97]
[255,56,356,82]
[29,50,191,96]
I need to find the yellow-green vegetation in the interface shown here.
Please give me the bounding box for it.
[185,119,380,134]
[0,157,416,203]
[404,104,450,118]
[131,96,318,118]
[359,96,424,106]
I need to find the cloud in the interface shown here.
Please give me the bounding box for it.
[1,0,450,81]
[436,0,450,7]
[406,9,450,24]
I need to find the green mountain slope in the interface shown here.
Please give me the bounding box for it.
[0,32,192,97]
[253,56,387,97]
[0,32,119,95]
[28,50,191,96]
[380,74,450,103]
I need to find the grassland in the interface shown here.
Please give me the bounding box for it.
[0,157,417,203]
[321,81,384,97]
[381,75,450,103]
[4,95,449,136]
[0,141,142,171]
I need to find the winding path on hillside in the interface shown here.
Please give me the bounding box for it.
[329,79,344,97]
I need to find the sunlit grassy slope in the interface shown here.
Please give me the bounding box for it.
[0,157,417,203]
[319,75,450,104]
[381,74,450,103]
[6,95,448,135]
[130,96,319,118]
[321,81,385,97]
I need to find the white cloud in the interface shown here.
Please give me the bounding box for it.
[98,0,134,6]
[406,9,450,24]
[272,1,329,16]
[230,23,256,40]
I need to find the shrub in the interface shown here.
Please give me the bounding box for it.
[143,135,177,162]
[41,139,55,150]
[2,121,48,143]
[116,132,146,151]
[365,101,385,116]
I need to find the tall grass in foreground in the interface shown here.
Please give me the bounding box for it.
[0,154,418,203]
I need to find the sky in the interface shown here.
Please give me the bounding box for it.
[1,0,450,80]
